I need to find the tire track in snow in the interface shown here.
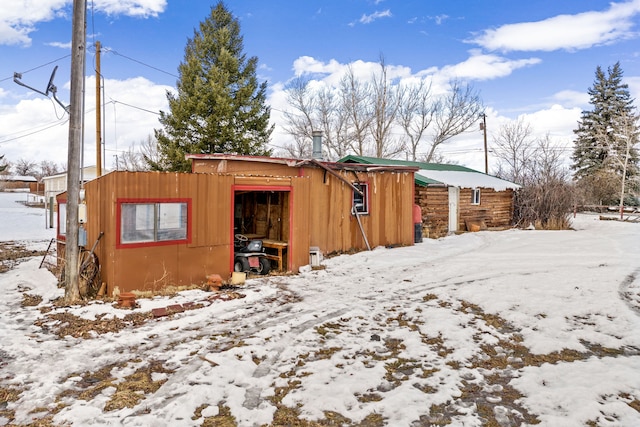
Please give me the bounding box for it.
[619,267,640,316]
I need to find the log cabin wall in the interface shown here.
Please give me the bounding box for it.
[414,185,449,238]
[415,185,515,238]
[458,188,515,229]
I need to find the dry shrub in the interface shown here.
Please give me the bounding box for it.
[514,177,574,230]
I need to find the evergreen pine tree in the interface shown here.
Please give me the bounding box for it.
[152,2,273,172]
[0,155,7,173]
[572,62,639,203]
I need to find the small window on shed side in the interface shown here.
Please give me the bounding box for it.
[471,188,481,205]
[58,201,67,239]
[352,182,369,214]
[118,199,190,248]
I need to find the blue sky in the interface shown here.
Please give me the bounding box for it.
[1,0,639,172]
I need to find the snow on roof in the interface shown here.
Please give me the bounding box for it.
[0,175,37,182]
[417,169,521,190]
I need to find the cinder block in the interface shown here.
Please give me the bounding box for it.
[152,307,168,318]
[167,304,185,313]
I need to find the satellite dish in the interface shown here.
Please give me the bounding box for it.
[13,65,69,113]
[46,65,59,95]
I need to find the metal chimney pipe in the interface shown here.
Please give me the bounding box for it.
[312,130,323,160]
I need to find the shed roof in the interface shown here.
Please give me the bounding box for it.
[339,155,520,190]
[185,154,418,173]
[0,175,37,182]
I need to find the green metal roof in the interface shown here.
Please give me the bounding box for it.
[339,155,476,172]
[338,155,479,186]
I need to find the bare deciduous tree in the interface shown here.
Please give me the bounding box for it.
[38,160,60,179]
[317,86,350,159]
[370,56,404,158]
[514,134,574,229]
[141,134,163,170]
[492,117,534,185]
[341,64,373,156]
[14,158,37,176]
[398,79,435,161]
[426,80,484,162]
[282,60,483,163]
[611,111,639,217]
[118,135,162,171]
[281,77,316,158]
[282,78,351,160]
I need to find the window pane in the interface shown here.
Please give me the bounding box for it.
[121,204,154,243]
[58,203,66,235]
[471,189,481,205]
[157,203,187,241]
[353,183,368,214]
[120,201,188,245]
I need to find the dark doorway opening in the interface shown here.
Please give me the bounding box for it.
[233,190,290,271]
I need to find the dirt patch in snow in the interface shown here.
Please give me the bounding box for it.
[0,241,46,273]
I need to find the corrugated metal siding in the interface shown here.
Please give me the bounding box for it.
[84,172,236,295]
[305,169,414,253]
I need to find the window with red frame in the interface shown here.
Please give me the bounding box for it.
[119,201,188,245]
[58,201,67,238]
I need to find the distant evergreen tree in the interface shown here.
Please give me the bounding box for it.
[0,155,7,173]
[572,62,639,204]
[152,1,273,172]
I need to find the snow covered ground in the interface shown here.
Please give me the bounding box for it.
[1,191,640,426]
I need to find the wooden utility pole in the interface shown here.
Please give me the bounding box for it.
[481,113,488,173]
[64,0,86,303]
[95,40,102,177]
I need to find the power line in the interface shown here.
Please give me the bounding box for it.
[106,49,179,79]
[0,54,72,83]
[0,119,69,145]
[109,99,161,115]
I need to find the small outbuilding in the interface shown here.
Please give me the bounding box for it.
[58,155,417,295]
[340,156,521,238]
[0,175,37,191]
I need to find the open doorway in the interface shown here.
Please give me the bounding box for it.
[233,189,290,271]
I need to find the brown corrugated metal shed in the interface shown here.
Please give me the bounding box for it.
[58,156,416,295]
[188,154,417,254]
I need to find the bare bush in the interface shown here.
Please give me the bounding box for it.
[506,134,574,230]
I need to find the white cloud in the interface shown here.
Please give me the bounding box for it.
[519,104,581,138]
[470,0,640,52]
[550,90,590,108]
[430,14,449,25]
[626,76,640,102]
[432,50,541,84]
[0,0,68,46]
[358,9,392,24]
[0,0,167,46]
[46,41,72,49]
[93,0,167,18]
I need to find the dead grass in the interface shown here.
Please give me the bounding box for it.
[57,362,128,406]
[104,360,174,411]
[201,403,237,427]
[0,241,46,273]
[33,310,153,339]
[21,293,43,307]
[0,386,23,423]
